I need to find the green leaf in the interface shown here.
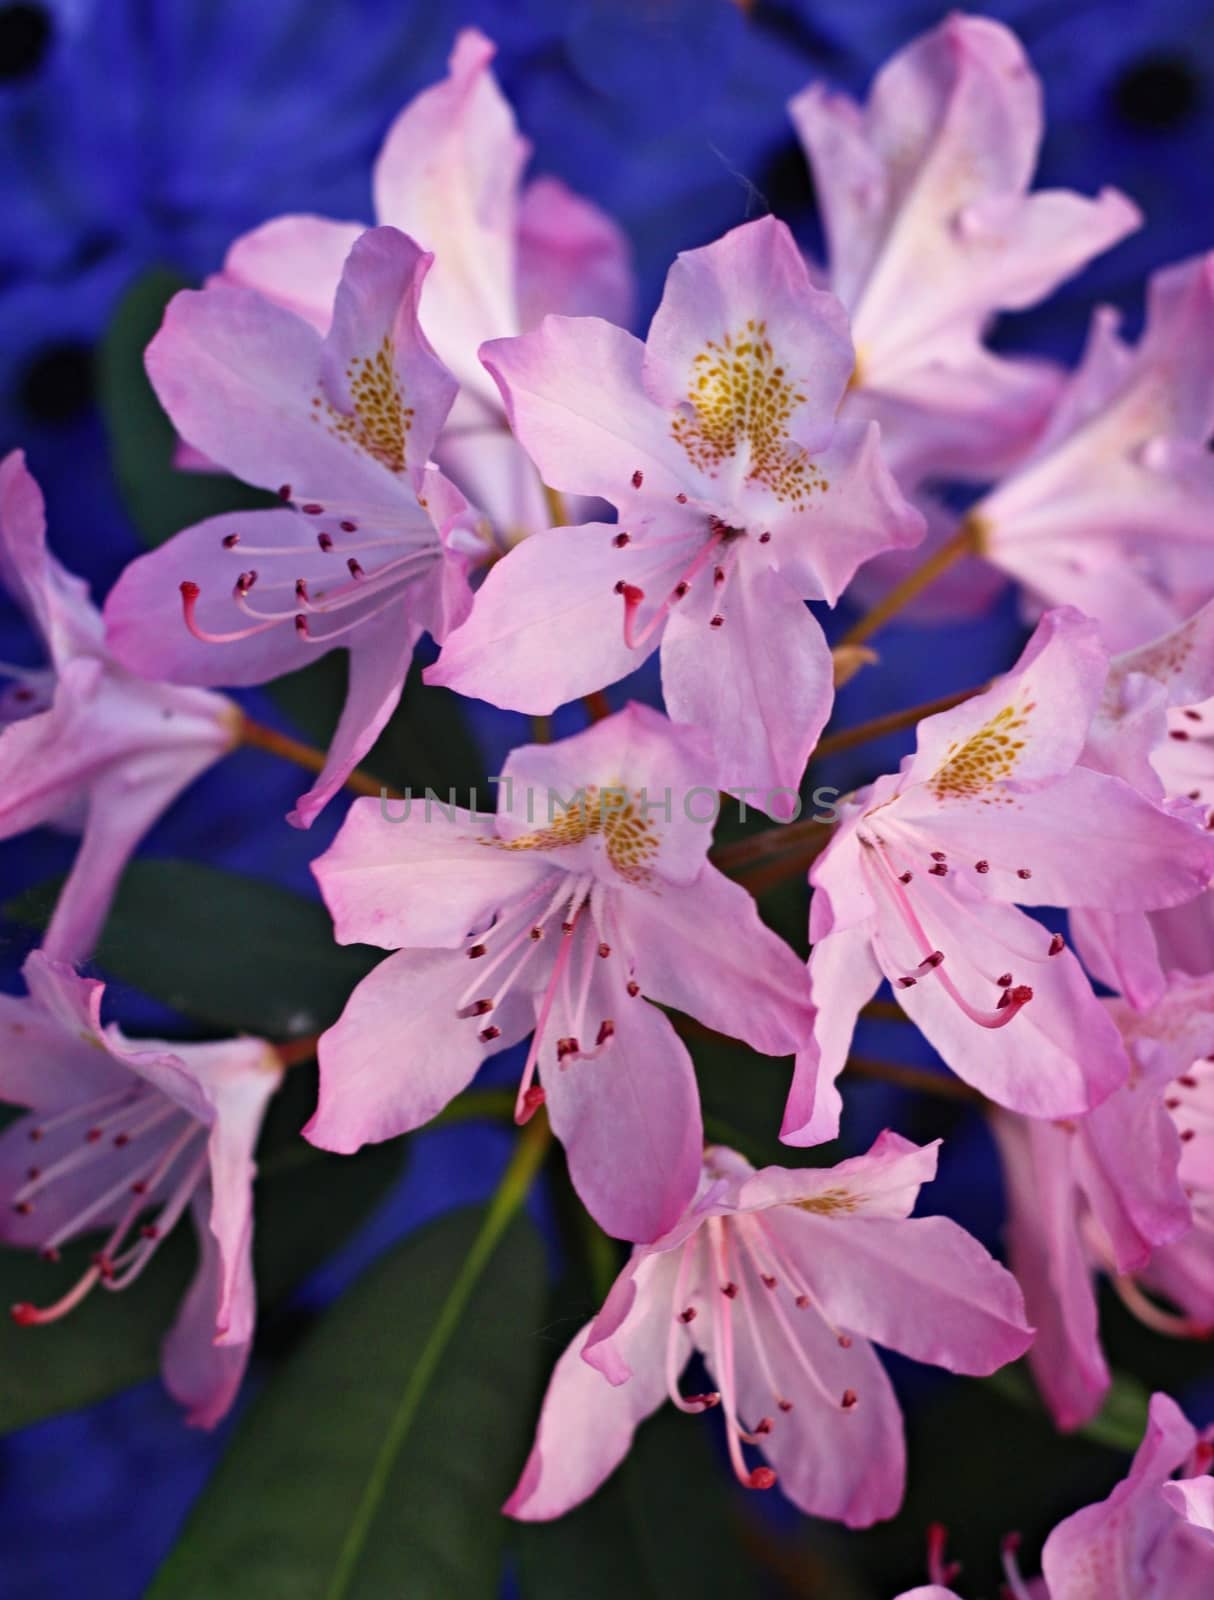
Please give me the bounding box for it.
[0,1066,405,1434]
[515,1407,755,1599]
[7,861,378,1038]
[98,268,277,548]
[148,1207,548,1600]
[364,658,489,805]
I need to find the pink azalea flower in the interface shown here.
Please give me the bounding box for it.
[1074,601,1214,1008]
[786,608,1214,1145]
[790,14,1140,486]
[894,1395,1214,1597]
[104,226,476,827]
[0,952,282,1427]
[504,1134,1031,1524]
[974,257,1214,652]
[0,451,238,964]
[430,215,925,813]
[307,704,811,1242]
[993,972,1214,1430]
[209,28,634,547]
[1037,1392,1214,1598]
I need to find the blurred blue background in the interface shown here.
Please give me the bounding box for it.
[1,0,1212,1593]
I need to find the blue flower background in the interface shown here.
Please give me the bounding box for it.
[1,0,1212,1593]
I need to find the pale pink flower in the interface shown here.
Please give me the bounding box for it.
[505,1134,1031,1524]
[791,13,1139,486]
[1074,601,1214,1008]
[431,215,924,812]
[210,28,633,547]
[0,451,238,964]
[974,257,1214,652]
[104,226,476,826]
[307,704,811,1242]
[993,972,1214,1431]
[0,953,281,1427]
[787,608,1214,1145]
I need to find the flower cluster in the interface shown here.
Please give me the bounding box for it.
[3,13,1214,1581]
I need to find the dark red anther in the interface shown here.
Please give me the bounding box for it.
[777,1398,793,1412]
[710,614,724,628]
[85,1128,102,1144]
[302,502,324,515]
[794,1294,810,1309]
[520,1084,545,1116]
[556,1036,579,1062]
[25,1167,39,1182]
[721,1281,738,1299]
[760,1273,777,1289]
[596,1019,615,1046]
[676,492,688,504]
[131,1180,149,1196]
[627,979,640,997]
[930,851,947,862]
[561,920,575,934]
[929,862,948,876]
[1048,932,1065,955]
[687,1392,720,1409]
[631,469,643,489]
[40,1248,59,1263]
[615,580,644,605]
[1170,729,1191,741]
[997,973,1013,987]
[899,871,912,883]
[295,578,309,602]
[919,950,945,970]
[714,566,726,586]
[613,532,630,548]
[467,999,493,1016]
[1181,1128,1197,1142]
[897,976,917,989]
[12,1201,31,1216]
[674,581,689,598]
[140,1224,160,1240]
[467,944,487,959]
[1180,1074,1200,1087]
[759,531,771,543]
[479,1025,501,1043]
[10,1303,38,1326]
[754,1417,773,1436]
[597,942,611,958]
[1017,867,1032,880]
[235,570,257,595]
[113,1134,130,1148]
[295,614,309,635]
[1184,708,1203,721]
[1010,984,1033,1004]
[317,532,334,551]
[841,1389,858,1410]
[747,1468,777,1491]
[28,1128,43,1143]
[277,484,292,502]
[975,859,990,874]
[1166,1097,1182,1110]
[838,1334,852,1348]
[678,1306,697,1323]
[340,520,357,532]
[347,558,364,579]
[221,532,240,549]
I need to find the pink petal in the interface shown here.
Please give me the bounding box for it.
[1070,908,1170,1011]
[429,521,699,714]
[496,702,718,886]
[743,1131,939,1219]
[313,796,553,950]
[480,317,690,505]
[661,563,834,817]
[903,606,1108,789]
[992,1112,1110,1431]
[875,891,1128,1118]
[620,866,812,1055]
[0,450,102,666]
[1161,1477,1214,1544]
[306,948,532,1153]
[542,975,702,1243]
[764,1207,1032,1374]
[218,214,363,334]
[782,922,882,1146]
[1041,1392,1201,1593]
[515,176,635,332]
[162,1194,252,1428]
[504,1252,680,1520]
[642,216,853,458]
[373,28,526,403]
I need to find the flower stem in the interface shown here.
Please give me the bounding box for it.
[814,682,985,760]
[239,714,402,800]
[839,518,981,649]
[323,1114,551,1600]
